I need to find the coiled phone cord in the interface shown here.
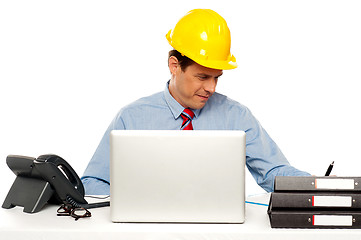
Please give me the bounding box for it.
[66,195,110,209]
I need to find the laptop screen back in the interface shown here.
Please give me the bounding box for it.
[110,130,246,223]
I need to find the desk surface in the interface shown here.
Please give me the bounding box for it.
[1,194,361,240]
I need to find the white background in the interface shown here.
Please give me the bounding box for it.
[1,0,360,201]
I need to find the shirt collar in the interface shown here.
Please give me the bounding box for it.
[163,80,201,120]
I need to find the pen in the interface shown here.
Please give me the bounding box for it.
[325,161,334,176]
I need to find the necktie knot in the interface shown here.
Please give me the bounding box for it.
[180,108,194,130]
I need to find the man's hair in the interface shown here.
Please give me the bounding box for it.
[168,49,195,72]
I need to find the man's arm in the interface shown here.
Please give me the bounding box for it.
[81,177,110,195]
[81,112,125,195]
[238,106,310,192]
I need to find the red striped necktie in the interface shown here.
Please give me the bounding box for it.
[180,108,195,130]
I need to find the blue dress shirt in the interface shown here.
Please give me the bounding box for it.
[81,81,310,194]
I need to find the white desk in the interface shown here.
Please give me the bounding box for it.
[1,194,361,240]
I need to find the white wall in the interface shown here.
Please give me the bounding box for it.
[1,0,360,201]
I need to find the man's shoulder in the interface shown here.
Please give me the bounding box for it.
[209,92,247,110]
[119,91,166,113]
[130,91,164,106]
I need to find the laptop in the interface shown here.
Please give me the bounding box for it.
[110,130,246,223]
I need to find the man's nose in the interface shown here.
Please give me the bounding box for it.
[204,78,217,94]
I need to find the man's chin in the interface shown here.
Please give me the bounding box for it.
[189,101,207,110]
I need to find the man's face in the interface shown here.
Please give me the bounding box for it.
[168,57,223,110]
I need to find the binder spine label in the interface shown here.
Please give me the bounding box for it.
[315,178,355,190]
[313,215,353,226]
[312,196,352,207]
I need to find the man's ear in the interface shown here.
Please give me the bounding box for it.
[168,56,179,75]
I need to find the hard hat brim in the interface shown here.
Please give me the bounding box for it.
[191,54,238,70]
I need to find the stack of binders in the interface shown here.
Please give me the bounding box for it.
[268,176,361,228]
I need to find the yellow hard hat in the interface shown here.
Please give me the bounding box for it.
[166,9,237,70]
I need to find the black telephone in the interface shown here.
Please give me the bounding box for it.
[2,154,108,213]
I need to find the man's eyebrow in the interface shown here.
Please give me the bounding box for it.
[216,72,223,78]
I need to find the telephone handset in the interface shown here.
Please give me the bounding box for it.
[2,154,108,213]
[34,154,87,206]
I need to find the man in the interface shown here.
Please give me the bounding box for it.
[81,9,310,195]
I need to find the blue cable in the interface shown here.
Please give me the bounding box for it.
[245,201,269,207]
